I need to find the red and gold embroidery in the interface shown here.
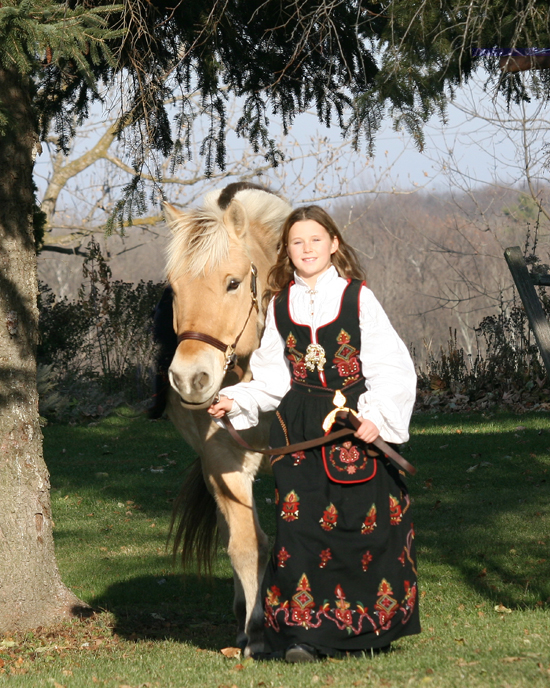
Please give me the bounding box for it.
[333,329,361,379]
[277,546,291,568]
[402,580,417,621]
[291,574,316,628]
[286,332,297,348]
[389,494,403,525]
[292,450,306,466]
[285,332,307,379]
[319,548,332,568]
[320,503,338,531]
[375,579,399,629]
[361,504,377,534]
[265,577,418,636]
[266,585,281,607]
[327,441,368,475]
[274,488,279,505]
[400,526,418,575]
[334,584,353,628]
[281,490,300,522]
[361,550,373,572]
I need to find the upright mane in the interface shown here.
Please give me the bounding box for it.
[165,186,291,279]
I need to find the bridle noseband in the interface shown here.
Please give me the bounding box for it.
[176,264,259,374]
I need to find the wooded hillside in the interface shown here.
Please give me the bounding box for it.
[38,184,550,365]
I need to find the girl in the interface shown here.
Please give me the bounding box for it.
[208,206,419,660]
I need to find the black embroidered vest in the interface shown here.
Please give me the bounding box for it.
[273,279,365,390]
[273,279,380,484]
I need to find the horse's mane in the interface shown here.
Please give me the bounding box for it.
[166,187,291,278]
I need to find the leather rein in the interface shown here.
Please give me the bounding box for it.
[221,411,416,476]
[177,263,259,374]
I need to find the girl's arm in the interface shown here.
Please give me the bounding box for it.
[357,286,417,444]
[208,299,291,430]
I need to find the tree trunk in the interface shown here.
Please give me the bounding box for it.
[0,67,87,631]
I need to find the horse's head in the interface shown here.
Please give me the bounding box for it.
[165,187,290,408]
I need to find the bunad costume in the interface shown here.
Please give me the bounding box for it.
[221,266,420,655]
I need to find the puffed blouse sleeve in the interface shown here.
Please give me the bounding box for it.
[356,286,417,444]
[219,298,291,430]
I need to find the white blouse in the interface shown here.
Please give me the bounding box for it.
[220,266,417,444]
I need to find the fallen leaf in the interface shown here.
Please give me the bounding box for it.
[466,464,479,473]
[456,429,463,434]
[233,664,245,670]
[220,647,241,659]
[494,604,512,614]
[477,568,487,578]
[514,426,526,431]
[502,656,522,663]
[457,660,479,667]
[431,500,442,510]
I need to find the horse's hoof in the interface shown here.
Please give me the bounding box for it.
[244,639,265,658]
[236,632,248,652]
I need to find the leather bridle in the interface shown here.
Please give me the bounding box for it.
[176,263,259,374]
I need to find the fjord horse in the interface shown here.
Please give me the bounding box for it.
[164,183,291,656]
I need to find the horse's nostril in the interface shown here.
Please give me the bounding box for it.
[192,372,210,391]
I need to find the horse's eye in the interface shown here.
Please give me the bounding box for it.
[227,278,241,292]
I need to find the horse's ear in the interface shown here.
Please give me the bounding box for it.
[223,199,249,238]
[163,202,184,231]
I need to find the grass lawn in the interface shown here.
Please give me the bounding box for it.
[2,409,550,687]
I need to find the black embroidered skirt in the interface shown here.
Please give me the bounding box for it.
[262,383,420,654]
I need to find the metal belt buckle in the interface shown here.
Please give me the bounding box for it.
[322,389,358,432]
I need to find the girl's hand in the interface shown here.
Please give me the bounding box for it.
[207,396,234,418]
[354,418,380,444]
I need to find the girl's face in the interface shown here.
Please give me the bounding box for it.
[287,219,339,286]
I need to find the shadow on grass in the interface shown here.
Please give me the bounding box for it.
[88,572,238,649]
[408,413,550,610]
[48,411,550,635]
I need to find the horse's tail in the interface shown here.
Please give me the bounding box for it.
[168,457,219,575]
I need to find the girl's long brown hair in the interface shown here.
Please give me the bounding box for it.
[265,206,365,303]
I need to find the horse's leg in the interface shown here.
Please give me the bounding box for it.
[215,504,247,648]
[203,448,269,657]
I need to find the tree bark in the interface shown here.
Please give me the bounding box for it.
[0,67,87,631]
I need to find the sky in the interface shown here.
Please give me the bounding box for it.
[34,70,549,224]
[282,72,548,200]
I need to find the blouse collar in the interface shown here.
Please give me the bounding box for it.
[293,265,343,291]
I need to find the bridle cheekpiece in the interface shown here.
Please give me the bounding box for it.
[177,263,259,374]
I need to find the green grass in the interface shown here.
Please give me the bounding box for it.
[2,409,550,686]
